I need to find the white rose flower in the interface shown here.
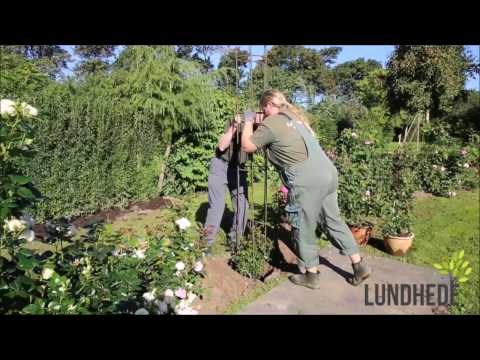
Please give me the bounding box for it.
[175,217,191,230]
[42,268,54,280]
[464,163,470,168]
[142,291,156,302]
[351,132,358,138]
[175,261,185,271]
[20,102,38,117]
[175,300,191,315]
[19,229,35,242]
[82,266,92,276]
[432,165,438,169]
[4,218,26,233]
[134,308,149,315]
[175,304,198,315]
[193,261,203,272]
[186,292,197,305]
[133,249,146,259]
[0,99,17,117]
[66,225,77,237]
[440,166,446,172]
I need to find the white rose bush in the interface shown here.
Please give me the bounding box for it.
[1,99,205,314]
[3,208,206,315]
[1,99,44,313]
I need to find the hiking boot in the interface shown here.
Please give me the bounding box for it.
[288,271,321,289]
[348,259,372,286]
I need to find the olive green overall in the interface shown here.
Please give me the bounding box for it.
[276,114,359,269]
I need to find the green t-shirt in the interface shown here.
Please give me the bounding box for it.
[250,111,308,169]
[216,120,248,165]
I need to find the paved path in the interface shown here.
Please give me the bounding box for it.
[239,246,451,315]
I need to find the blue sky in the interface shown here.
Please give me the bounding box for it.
[209,45,479,90]
[62,45,479,90]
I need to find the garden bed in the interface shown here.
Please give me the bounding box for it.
[32,196,177,240]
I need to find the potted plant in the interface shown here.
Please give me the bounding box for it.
[380,149,416,256]
[337,163,375,247]
[381,205,414,256]
[343,191,374,247]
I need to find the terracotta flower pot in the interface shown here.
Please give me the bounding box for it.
[384,233,415,256]
[348,224,373,246]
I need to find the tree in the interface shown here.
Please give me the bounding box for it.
[74,45,118,76]
[111,45,218,193]
[333,58,382,97]
[2,45,71,80]
[386,45,479,121]
[265,45,341,103]
[356,68,389,108]
[439,90,480,140]
[217,47,250,94]
[243,45,341,106]
[175,45,223,72]
[175,45,195,59]
[0,47,50,99]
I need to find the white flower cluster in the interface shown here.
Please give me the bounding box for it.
[175,217,191,230]
[132,249,146,259]
[1,99,38,118]
[137,287,199,315]
[174,291,198,315]
[3,215,35,242]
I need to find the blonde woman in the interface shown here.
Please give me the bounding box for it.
[241,90,371,288]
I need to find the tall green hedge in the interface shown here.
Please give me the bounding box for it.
[25,79,165,220]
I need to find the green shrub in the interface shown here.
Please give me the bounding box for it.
[163,91,235,195]
[379,149,416,236]
[230,226,273,280]
[336,129,380,227]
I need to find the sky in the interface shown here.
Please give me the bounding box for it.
[62,45,479,90]
[209,45,479,90]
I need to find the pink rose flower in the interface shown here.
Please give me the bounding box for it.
[175,288,187,299]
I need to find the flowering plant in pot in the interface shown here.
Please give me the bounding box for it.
[336,129,376,246]
[380,149,416,256]
[381,204,414,256]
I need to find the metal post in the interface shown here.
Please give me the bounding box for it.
[235,48,241,252]
[249,45,255,247]
[263,45,268,247]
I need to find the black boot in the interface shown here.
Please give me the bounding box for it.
[289,271,321,289]
[348,259,372,286]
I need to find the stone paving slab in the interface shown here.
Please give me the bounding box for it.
[239,246,451,315]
